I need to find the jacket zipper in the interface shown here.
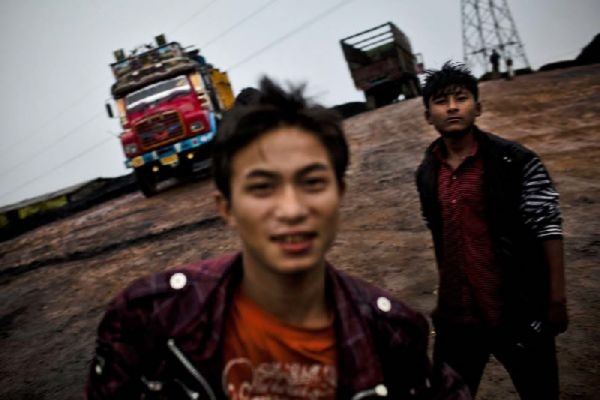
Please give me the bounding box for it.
[167,338,217,400]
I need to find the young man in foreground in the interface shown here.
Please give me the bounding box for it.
[415,62,568,399]
[86,77,469,399]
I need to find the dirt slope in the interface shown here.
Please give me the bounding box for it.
[1,64,599,399]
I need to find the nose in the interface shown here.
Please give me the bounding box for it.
[447,97,459,111]
[274,185,308,223]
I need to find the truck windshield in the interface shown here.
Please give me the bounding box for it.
[125,75,192,112]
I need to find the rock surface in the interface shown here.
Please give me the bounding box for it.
[1,64,599,399]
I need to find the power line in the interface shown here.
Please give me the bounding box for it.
[0,112,104,178]
[226,0,356,71]
[0,0,263,182]
[201,0,281,48]
[171,0,219,34]
[4,1,220,154]
[4,83,105,149]
[0,0,230,204]
[6,0,214,152]
[0,135,115,201]
[4,0,256,156]
[3,0,356,202]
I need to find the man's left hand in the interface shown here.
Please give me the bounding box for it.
[547,301,568,335]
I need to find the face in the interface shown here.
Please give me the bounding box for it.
[425,86,481,136]
[216,126,344,277]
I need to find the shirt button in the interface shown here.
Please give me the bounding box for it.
[377,296,392,312]
[452,175,457,180]
[375,384,388,396]
[170,272,187,290]
[451,199,457,204]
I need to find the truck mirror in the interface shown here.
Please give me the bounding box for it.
[105,103,114,118]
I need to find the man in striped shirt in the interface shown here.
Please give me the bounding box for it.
[415,62,568,400]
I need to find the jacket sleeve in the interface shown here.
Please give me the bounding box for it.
[416,177,429,229]
[85,290,149,399]
[415,162,433,230]
[519,156,562,239]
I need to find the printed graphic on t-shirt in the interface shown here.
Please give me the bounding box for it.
[223,357,336,399]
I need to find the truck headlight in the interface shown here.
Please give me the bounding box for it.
[190,121,204,132]
[124,143,138,154]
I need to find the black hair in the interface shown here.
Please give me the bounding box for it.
[212,76,349,202]
[422,61,479,109]
[232,87,261,107]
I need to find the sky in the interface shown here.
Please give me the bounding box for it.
[0,0,598,207]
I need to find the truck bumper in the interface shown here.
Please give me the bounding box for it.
[125,114,217,169]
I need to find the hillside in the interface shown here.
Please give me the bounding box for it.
[1,64,599,399]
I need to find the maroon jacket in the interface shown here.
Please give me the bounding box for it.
[86,253,470,399]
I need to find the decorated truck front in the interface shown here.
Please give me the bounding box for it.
[107,35,234,196]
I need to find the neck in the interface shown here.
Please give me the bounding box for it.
[241,262,332,329]
[440,126,476,160]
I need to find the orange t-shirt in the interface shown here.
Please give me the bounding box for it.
[222,288,337,399]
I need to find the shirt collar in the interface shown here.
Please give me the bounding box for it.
[433,137,480,164]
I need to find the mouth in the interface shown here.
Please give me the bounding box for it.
[272,232,317,243]
[446,117,463,123]
[271,232,317,253]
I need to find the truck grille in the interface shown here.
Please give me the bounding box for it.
[135,111,185,149]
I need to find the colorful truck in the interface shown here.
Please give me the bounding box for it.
[106,34,234,196]
[340,22,421,109]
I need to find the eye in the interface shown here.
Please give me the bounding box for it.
[246,182,275,196]
[302,176,328,192]
[432,97,447,105]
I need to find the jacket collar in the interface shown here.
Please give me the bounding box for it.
[185,253,386,396]
[426,125,487,156]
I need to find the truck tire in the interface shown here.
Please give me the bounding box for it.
[365,94,377,110]
[366,86,393,109]
[405,77,421,99]
[134,168,158,197]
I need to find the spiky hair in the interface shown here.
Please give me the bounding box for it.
[212,76,349,201]
[422,61,479,108]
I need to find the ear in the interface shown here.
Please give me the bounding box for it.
[338,179,347,197]
[214,191,236,229]
[475,101,482,117]
[424,109,432,125]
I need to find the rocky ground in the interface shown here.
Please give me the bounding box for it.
[1,64,599,399]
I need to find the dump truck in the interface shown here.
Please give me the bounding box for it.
[340,22,421,109]
[106,34,234,197]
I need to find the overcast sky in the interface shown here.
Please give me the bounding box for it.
[1,0,598,207]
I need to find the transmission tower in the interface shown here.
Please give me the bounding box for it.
[461,0,530,76]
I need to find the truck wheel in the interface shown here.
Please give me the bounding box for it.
[405,77,421,99]
[365,94,377,110]
[134,168,158,197]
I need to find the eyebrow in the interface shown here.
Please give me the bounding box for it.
[243,162,331,180]
[437,86,468,96]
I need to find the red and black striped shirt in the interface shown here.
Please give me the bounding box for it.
[435,142,503,327]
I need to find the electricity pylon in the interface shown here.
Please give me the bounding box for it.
[461,0,530,76]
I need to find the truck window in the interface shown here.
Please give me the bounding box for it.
[125,75,192,112]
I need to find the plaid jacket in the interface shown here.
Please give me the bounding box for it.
[86,253,470,399]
